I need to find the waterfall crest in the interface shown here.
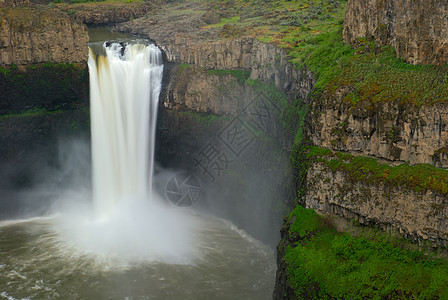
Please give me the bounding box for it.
[88,43,163,216]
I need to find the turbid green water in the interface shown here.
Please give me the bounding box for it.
[0,215,275,299]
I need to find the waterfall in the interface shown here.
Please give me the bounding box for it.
[53,41,196,264]
[88,42,163,216]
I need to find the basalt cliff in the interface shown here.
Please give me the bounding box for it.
[343,0,448,65]
[0,6,88,66]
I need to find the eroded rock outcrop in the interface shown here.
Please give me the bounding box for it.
[0,0,29,7]
[343,0,448,65]
[306,161,448,247]
[162,64,251,115]
[310,91,448,167]
[164,37,314,103]
[0,6,88,66]
[57,2,151,26]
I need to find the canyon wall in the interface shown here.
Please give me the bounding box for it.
[343,0,448,65]
[0,6,88,66]
[167,37,314,104]
[58,3,151,26]
[0,0,29,7]
[155,108,294,245]
[117,16,315,105]
[306,0,448,248]
[0,3,90,218]
[306,160,448,247]
[153,35,307,244]
[311,90,448,168]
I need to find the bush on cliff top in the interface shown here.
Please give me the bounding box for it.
[285,205,448,299]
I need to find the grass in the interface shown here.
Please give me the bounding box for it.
[329,43,448,107]
[285,205,448,299]
[0,6,68,32]
[0,107,69,121]
[178,62,191,72]
[307,146,448,195]
[178,110,231,127]
[52,0,143,7]
[207,69,250,83]
[203,15,240,28]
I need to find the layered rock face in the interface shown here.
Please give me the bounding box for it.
[117,13,315,105]
[0,0,29,7]
[0,6,88,66]
[343,0,448,65]
[62,3,151,26]
[306,162,448,247]
[311,92,448,167]
[0,4,89,218]
[162,64,251,115]
[163,37,314,103]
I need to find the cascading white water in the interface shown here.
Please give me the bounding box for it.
[49,42,198,264]
[88,43,163,216]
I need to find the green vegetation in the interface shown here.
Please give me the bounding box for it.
[202,0,350,91]
[178,110,231,128]
[203,0,448,107]
[0,108,63,120]
[0,63,89,116]
[204,15,240,28]
[178,62,191,72]
[285,205,448,299]
[245,78,287,106]
[330,43,448,107]
[207,69,250,84]
[307,146,448,195]
[51,0,143,5]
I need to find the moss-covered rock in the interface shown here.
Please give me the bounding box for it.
[276,204,448,299]
[0,62,88,115]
